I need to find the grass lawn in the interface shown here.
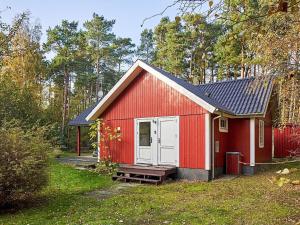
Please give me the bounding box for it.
[0,161,299,225]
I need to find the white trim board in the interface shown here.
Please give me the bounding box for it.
[250,118,255,166]
[86,60,216,121]
[205,113,211,170]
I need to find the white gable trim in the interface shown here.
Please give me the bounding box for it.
[250,118,256,166]
[86,60,216,121]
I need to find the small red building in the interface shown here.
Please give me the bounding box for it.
[86,60,274,180]
[274,125,300,158]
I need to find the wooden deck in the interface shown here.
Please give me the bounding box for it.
[112,164,177,185]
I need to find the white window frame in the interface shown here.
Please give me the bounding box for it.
[259,120,264,148]
[219,117,228,133]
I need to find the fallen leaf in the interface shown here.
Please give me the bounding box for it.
[291,180,300,185]
[281,168,290,175]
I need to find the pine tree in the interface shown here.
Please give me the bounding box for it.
[83,13,115,100]
[44,20,81,143]
[136,29,155,63]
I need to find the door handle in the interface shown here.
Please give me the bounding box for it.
[158,138,161,144]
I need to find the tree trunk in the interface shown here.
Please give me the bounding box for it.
[62,66,69,144]
[234,65,238,80]
[241,43,245,78]
[95,56,100,101]
[245,65,250,77]
[227,65,230,80]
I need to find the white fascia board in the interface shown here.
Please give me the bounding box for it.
[86,60,216,121]
[86,61,142,120]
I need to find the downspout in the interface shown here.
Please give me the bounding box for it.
[212,115,221,179]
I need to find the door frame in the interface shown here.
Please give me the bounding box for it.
[134,117,158,165]
[134,116,179,167]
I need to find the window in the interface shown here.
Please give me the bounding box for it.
[139,122,151,146]
[259,120,264,148]
[219,117,228,132]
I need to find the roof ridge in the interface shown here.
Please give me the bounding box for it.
[138,60,258,88]
[198,77,254,86]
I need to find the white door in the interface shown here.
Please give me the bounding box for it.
[135,119,156,164]
[157,117,179,166]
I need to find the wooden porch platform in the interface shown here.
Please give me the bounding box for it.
[112,164,177,185]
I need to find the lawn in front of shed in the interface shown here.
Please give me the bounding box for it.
[0,160,299,225]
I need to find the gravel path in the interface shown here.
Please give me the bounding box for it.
[56,156,98,168]
[86,183,139,201]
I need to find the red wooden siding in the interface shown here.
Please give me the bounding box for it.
[274,125,300,158]
[180,115,205,169]
[102,70,206,120]
[214,117,250,168]
[100,70,207,168]
[213,117,229,168]
[100,119,134,164]
[255,115,272,163]
[229,119,251,164]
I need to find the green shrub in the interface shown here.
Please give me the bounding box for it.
[50,149,63,158]
[0,121,50,207]
[95,160,118,176]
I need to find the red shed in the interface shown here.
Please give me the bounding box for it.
[86,60,274,180]
[274,125,300,158]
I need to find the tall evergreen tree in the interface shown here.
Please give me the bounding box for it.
[112,37,135,74]
[136,29,155,63]
[83,13,116,100]
[44,20,81,142]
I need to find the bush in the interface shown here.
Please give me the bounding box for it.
[0,121,50,207]
[95,160,118,176]
[50,148,63,158]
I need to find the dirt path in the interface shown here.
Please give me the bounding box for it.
[57,156,140,200]
[57,156,97,165]
[86,183,140,201]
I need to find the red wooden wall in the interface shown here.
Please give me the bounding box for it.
[100,70,207,169]
[255,115,273,163]
[213,117,250,168]
[274,125,300,158]
[213,113,273,169]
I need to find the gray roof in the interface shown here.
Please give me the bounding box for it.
[146,62,273,116]
[68,102,99,126]
[197,77,273,116]
[152,65,233,114]
[71,62,273,123]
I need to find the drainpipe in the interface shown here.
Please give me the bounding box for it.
[212,115,221,179]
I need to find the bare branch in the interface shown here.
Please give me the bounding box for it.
[141,0,181,27]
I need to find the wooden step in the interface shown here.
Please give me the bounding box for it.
[117,170,165,177]
[118,165,176,177]
[112,164,177,185]
[112,175,161,184]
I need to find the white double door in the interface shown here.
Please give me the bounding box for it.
[135,117,179,166]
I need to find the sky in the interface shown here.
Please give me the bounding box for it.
[1,0,179,45]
